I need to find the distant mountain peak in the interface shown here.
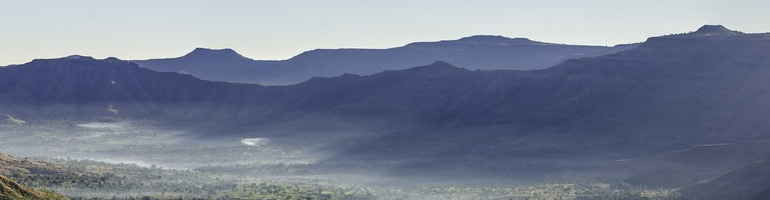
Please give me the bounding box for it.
[428,60,455,67]
[402,61,470,75]
[60,56,126,63]
[26,55,138,69]
[690,25,744,36]
[182,48,248,60]
[456,35,547,45]
[648,25,749,42]
[695,25,732,33]
[458,35,512,41]
[191,47,238,53]
[64,55,95,60]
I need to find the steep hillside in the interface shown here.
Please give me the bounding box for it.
[678,161,770,200]
[291,25,770,156]
[572,140,770,187]
[133,36,634,85]
[0,152,68,175]
[0,175,67,200]
[0,56,266,120]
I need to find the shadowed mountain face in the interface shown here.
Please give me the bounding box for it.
[132,36,635,85]
[678,161,770,200]
[0,56,266,120]
[573,140,770,188]
[2,26,770,177]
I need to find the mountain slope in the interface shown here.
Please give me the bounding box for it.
[572,140,770,187]
[292,25,770,174]
[131,48,283,84]
[0,152,68,176]
[0,175,67,200]
[133,36,634,85]
[0,56,266,120]
[678,160,770,200]
[3,25,770,177]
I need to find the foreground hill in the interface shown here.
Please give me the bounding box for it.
[133,36,635,85]
[0,175,67,200]
[3,25,770,178]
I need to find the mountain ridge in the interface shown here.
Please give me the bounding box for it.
[4,25,770,177]
[132,35,634,85]
[408,35,554,46]
[181,47,251,61]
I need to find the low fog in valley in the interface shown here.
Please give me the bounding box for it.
[1,2,769,198]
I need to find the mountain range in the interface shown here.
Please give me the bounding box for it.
[2,25,770,178]
[132,36,636,85]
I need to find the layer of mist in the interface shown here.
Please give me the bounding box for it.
[0,119,325,170]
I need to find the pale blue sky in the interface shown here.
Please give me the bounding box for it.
[1,0,768,65]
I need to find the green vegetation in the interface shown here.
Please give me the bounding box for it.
[3,152,682,200]
[1,157,685,200]
[0,174,68,200]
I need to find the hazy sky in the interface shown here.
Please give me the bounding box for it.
[1,0,768,65]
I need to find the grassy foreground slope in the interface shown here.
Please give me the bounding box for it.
[0,175,67,200]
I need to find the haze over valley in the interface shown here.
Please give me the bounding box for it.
[1,2,770,199]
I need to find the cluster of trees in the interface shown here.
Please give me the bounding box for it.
[3,156,684,200]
